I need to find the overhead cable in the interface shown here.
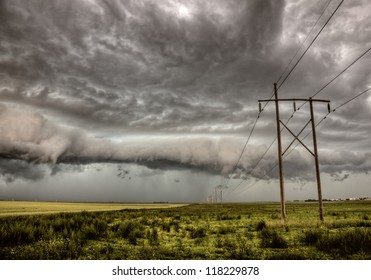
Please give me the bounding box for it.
[276,0,333,85]
[230,87,371,196]
[277,0,345,90]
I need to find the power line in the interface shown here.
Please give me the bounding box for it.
[222,88,277,190]
[222,0,346,192]
[276,0,333,85]
[223,0,334,191]
[291,87,371,151]
[226,15,340,192]
[281,44,371,132]
[227,136,276,195]
[223,86,280,190]
[277,0,345,90]
[220,86,279,194]
[282,87,371,170]
[222,112,261,188]
[227,82,364,196]
[313,48,371,98]
[226,94,310,195]
[230,87,371,197]
[333,87,371,110]
[295,46,371,111]
[227,111,299,195]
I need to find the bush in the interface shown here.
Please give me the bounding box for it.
[302,229,324,245]
[161,222,171,232]
[217,214,235,220]
[218,226,236,235]
[148,228,159,246]
[190,227,207,239]
[115,221,144,245]
[256,220,267,231]
[259,228,288,249]
[116,221,143,238]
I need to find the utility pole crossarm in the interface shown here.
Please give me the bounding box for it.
[258,98,330,103]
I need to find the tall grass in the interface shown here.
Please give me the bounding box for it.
[303,228,371,257]
[1,202,371,260]
[0,211,108,259]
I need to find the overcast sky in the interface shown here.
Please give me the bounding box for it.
[0,0,370,203]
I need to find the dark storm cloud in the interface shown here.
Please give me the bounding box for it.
[0,0,285,132]
[0,0,371,187]
[0,159,45,183]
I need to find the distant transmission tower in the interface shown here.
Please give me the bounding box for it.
[209,185,224,205]
[259,83,330,223]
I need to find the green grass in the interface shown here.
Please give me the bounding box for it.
[1,201,371,260]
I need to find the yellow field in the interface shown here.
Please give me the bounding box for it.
[0,201,188,216]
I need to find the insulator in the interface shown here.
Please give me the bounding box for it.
[327,103,331,113]
[259,102,262,113]
[293,101,296,112]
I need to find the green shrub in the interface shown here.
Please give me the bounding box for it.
[148,228,159,246]
[218,226,236,235]
[172,221,180,232]
[217,214,236,220]
[259,228,288,249]
[190,227,207,239]
[116,221,143,239]
[256,220,266,231]
[302,229,324,245]
[161,222,171,232]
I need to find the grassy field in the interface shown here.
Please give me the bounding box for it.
[0,201,188,216]
[1,200,371,260]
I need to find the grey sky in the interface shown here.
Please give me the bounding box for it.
[0,0,370,202]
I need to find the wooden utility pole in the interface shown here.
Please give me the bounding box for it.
[259,84,330,222]
[309,97,324,221]
[274,83,286,224]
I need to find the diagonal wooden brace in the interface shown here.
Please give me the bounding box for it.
[280,120,315,157]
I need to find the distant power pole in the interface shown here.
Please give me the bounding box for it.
[216,185,223,204]
[215,188,218,204]
[210,185,223,205]
[258,83,330,223]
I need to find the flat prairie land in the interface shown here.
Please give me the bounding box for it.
[0,201,187,216]
[1,201,371,260]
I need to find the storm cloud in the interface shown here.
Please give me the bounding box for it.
[0,0,370,201]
